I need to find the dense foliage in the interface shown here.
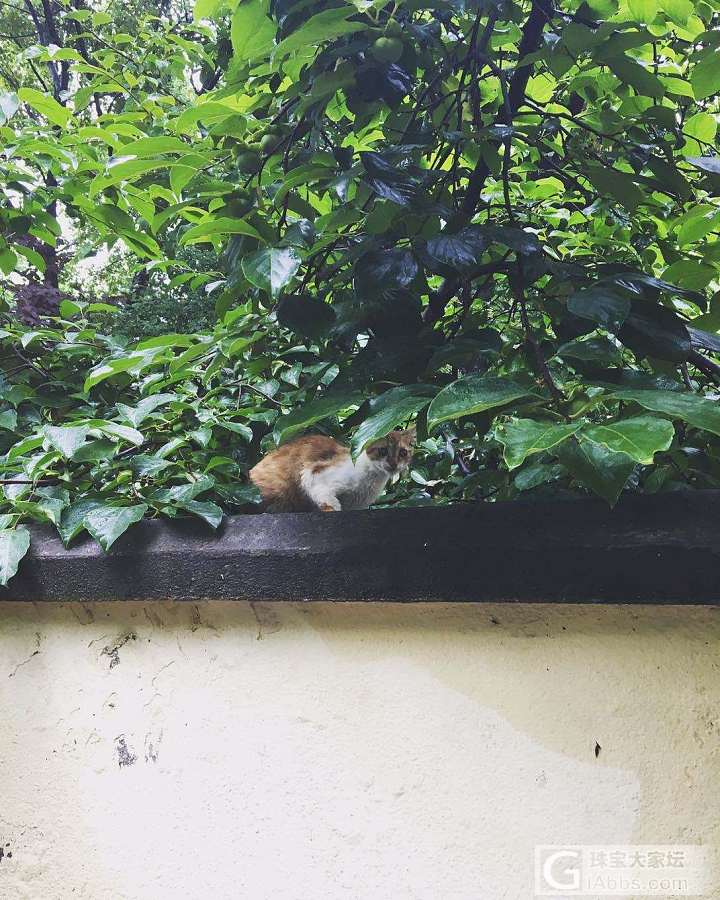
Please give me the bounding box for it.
[0,0,720,583]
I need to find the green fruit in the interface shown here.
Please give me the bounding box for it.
[260,133,282,154]
[371,36,403,64]
[235,150,262,174]
[385,19,403,36]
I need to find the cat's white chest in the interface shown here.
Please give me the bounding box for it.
[301,453,389,510]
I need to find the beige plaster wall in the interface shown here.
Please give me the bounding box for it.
[0,601,717,900]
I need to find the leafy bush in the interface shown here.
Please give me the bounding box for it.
[1,0,720,582]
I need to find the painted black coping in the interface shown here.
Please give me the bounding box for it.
[1,491,719,603]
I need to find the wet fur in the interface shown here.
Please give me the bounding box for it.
[250,430,415,512]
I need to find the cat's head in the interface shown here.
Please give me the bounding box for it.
[365,427,416,474]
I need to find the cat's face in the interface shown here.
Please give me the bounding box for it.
[366,428,416,474]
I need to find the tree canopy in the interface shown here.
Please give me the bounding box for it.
[0,0,719,583]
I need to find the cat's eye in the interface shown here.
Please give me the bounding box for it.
[378,447,388,457]
[399,448,408,458]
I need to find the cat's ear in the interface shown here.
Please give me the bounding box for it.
[404,425,417,443]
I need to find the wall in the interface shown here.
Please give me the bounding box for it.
[0,600,718,900]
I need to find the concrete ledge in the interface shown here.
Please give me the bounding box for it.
[2,491,719,602]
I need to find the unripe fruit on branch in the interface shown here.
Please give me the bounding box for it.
[370,36,403,64]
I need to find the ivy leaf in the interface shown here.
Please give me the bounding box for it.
[273,391,362,444]
[83,504,148,551]
[58,499,107,547]
[241,247,302,299]
[427,376,541,431]
[116,393,176,427]
[351,386,434,457]
[556,438,636,506]
[0,528,30,586]
[176,499,223,528]
[611,389,720,437]
[43,425,89,459]
[581,415,674,464]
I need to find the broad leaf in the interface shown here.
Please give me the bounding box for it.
[83,504,148,551]
[556,438,636,506]
[427,376,541,431]
[273,391,362,444]
[581,416,674,464]
[351,386,433,457]
[43,425,89,459]
[611,390,720,437]
[0,528,30,586]
[567,287,631,330]
[495,419,581,469]
[242,248,302,298]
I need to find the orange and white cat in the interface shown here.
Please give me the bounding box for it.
[250,429,415,512]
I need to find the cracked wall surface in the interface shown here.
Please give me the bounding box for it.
[0,601,718,900]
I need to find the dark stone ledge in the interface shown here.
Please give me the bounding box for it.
[1,491,719,603]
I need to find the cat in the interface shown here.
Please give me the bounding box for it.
[249,429,416,512]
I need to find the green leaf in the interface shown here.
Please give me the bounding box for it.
[273,391,362,444]
[584,165,644,212]
[43,425,89,459]
[427,376,541,431]
[556,438,635,506]
[84,349,162,392]
[177,499,223,528]
[217,421,253,441]
[691,50,720,101]
[581,415,674,464]
[231,0,275,62]
[607,55,664,97]
[684,112,717,145]
[242,247,302,298]
[181,217,264,245]
[58,499,106,547]
[351,387,434,457]
[611,389,720,437]
[116,393,176,427]
[83,504,148,551]
[0,91,19,125]
[0,409,17,431]
[277,294,336,340]
[0,528,30,587]
[194,0,224,18]
[120,136,190,157]
[495,419,581,469]
[628,0,658,21]
[660,0,692,23]
[89,420,144,446]
[273,8,365,60]
[567,286,631,330]
[18,88,72,127]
